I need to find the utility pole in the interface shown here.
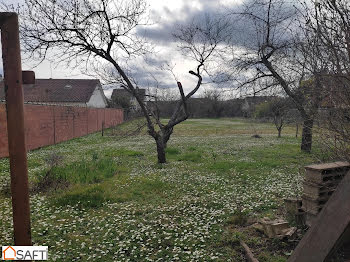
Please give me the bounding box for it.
[0,12,32,246]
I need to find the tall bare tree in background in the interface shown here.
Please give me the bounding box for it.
[225,0,327,152]
[8,0,230,163]
[301,0,350,160]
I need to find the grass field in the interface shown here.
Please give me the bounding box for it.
[0,118,321,261]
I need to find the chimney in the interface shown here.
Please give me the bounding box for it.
[22,71,35,84]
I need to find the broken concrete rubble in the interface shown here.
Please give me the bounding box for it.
[253,218,297,239]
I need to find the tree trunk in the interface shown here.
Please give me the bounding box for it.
[301,118,314,152]
[274,116,283,138]
[296,123,299,138]
[156,137,166,164]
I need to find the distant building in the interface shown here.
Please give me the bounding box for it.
[0,72,108,108]
[111,88,146,111]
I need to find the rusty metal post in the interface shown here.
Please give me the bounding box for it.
[0,12,32,246]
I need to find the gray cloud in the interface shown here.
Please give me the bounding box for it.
[137,25,174,45]
[137,1,232,45]
[138,0,299,51]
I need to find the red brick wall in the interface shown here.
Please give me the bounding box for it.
[73,107,88,138]
[0,104,123,158]
[25,105,55,151]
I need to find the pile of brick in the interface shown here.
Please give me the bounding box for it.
[302,161,350,226]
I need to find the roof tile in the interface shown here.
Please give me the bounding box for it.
[0,79,101,103]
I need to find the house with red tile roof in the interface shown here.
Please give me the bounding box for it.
[0,72,108,108]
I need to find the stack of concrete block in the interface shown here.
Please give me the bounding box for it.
[302,161,350,227]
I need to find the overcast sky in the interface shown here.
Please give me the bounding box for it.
[1,0,244,98]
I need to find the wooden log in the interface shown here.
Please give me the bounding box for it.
[240,241,259,262]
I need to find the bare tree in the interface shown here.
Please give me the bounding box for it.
[301,0,350,161]
[254,97,290,138]
[9,0,230,163]
[225,0,326,152]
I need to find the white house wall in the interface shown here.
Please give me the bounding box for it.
[87,86,107,108]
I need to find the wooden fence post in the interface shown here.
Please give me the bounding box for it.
[0,12,32,246]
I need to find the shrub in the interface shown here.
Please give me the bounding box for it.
[32,152,67,193]
[32,170,69,194]
[51,157,117,184]
[33,153,118,193]
[44,152,64,168]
